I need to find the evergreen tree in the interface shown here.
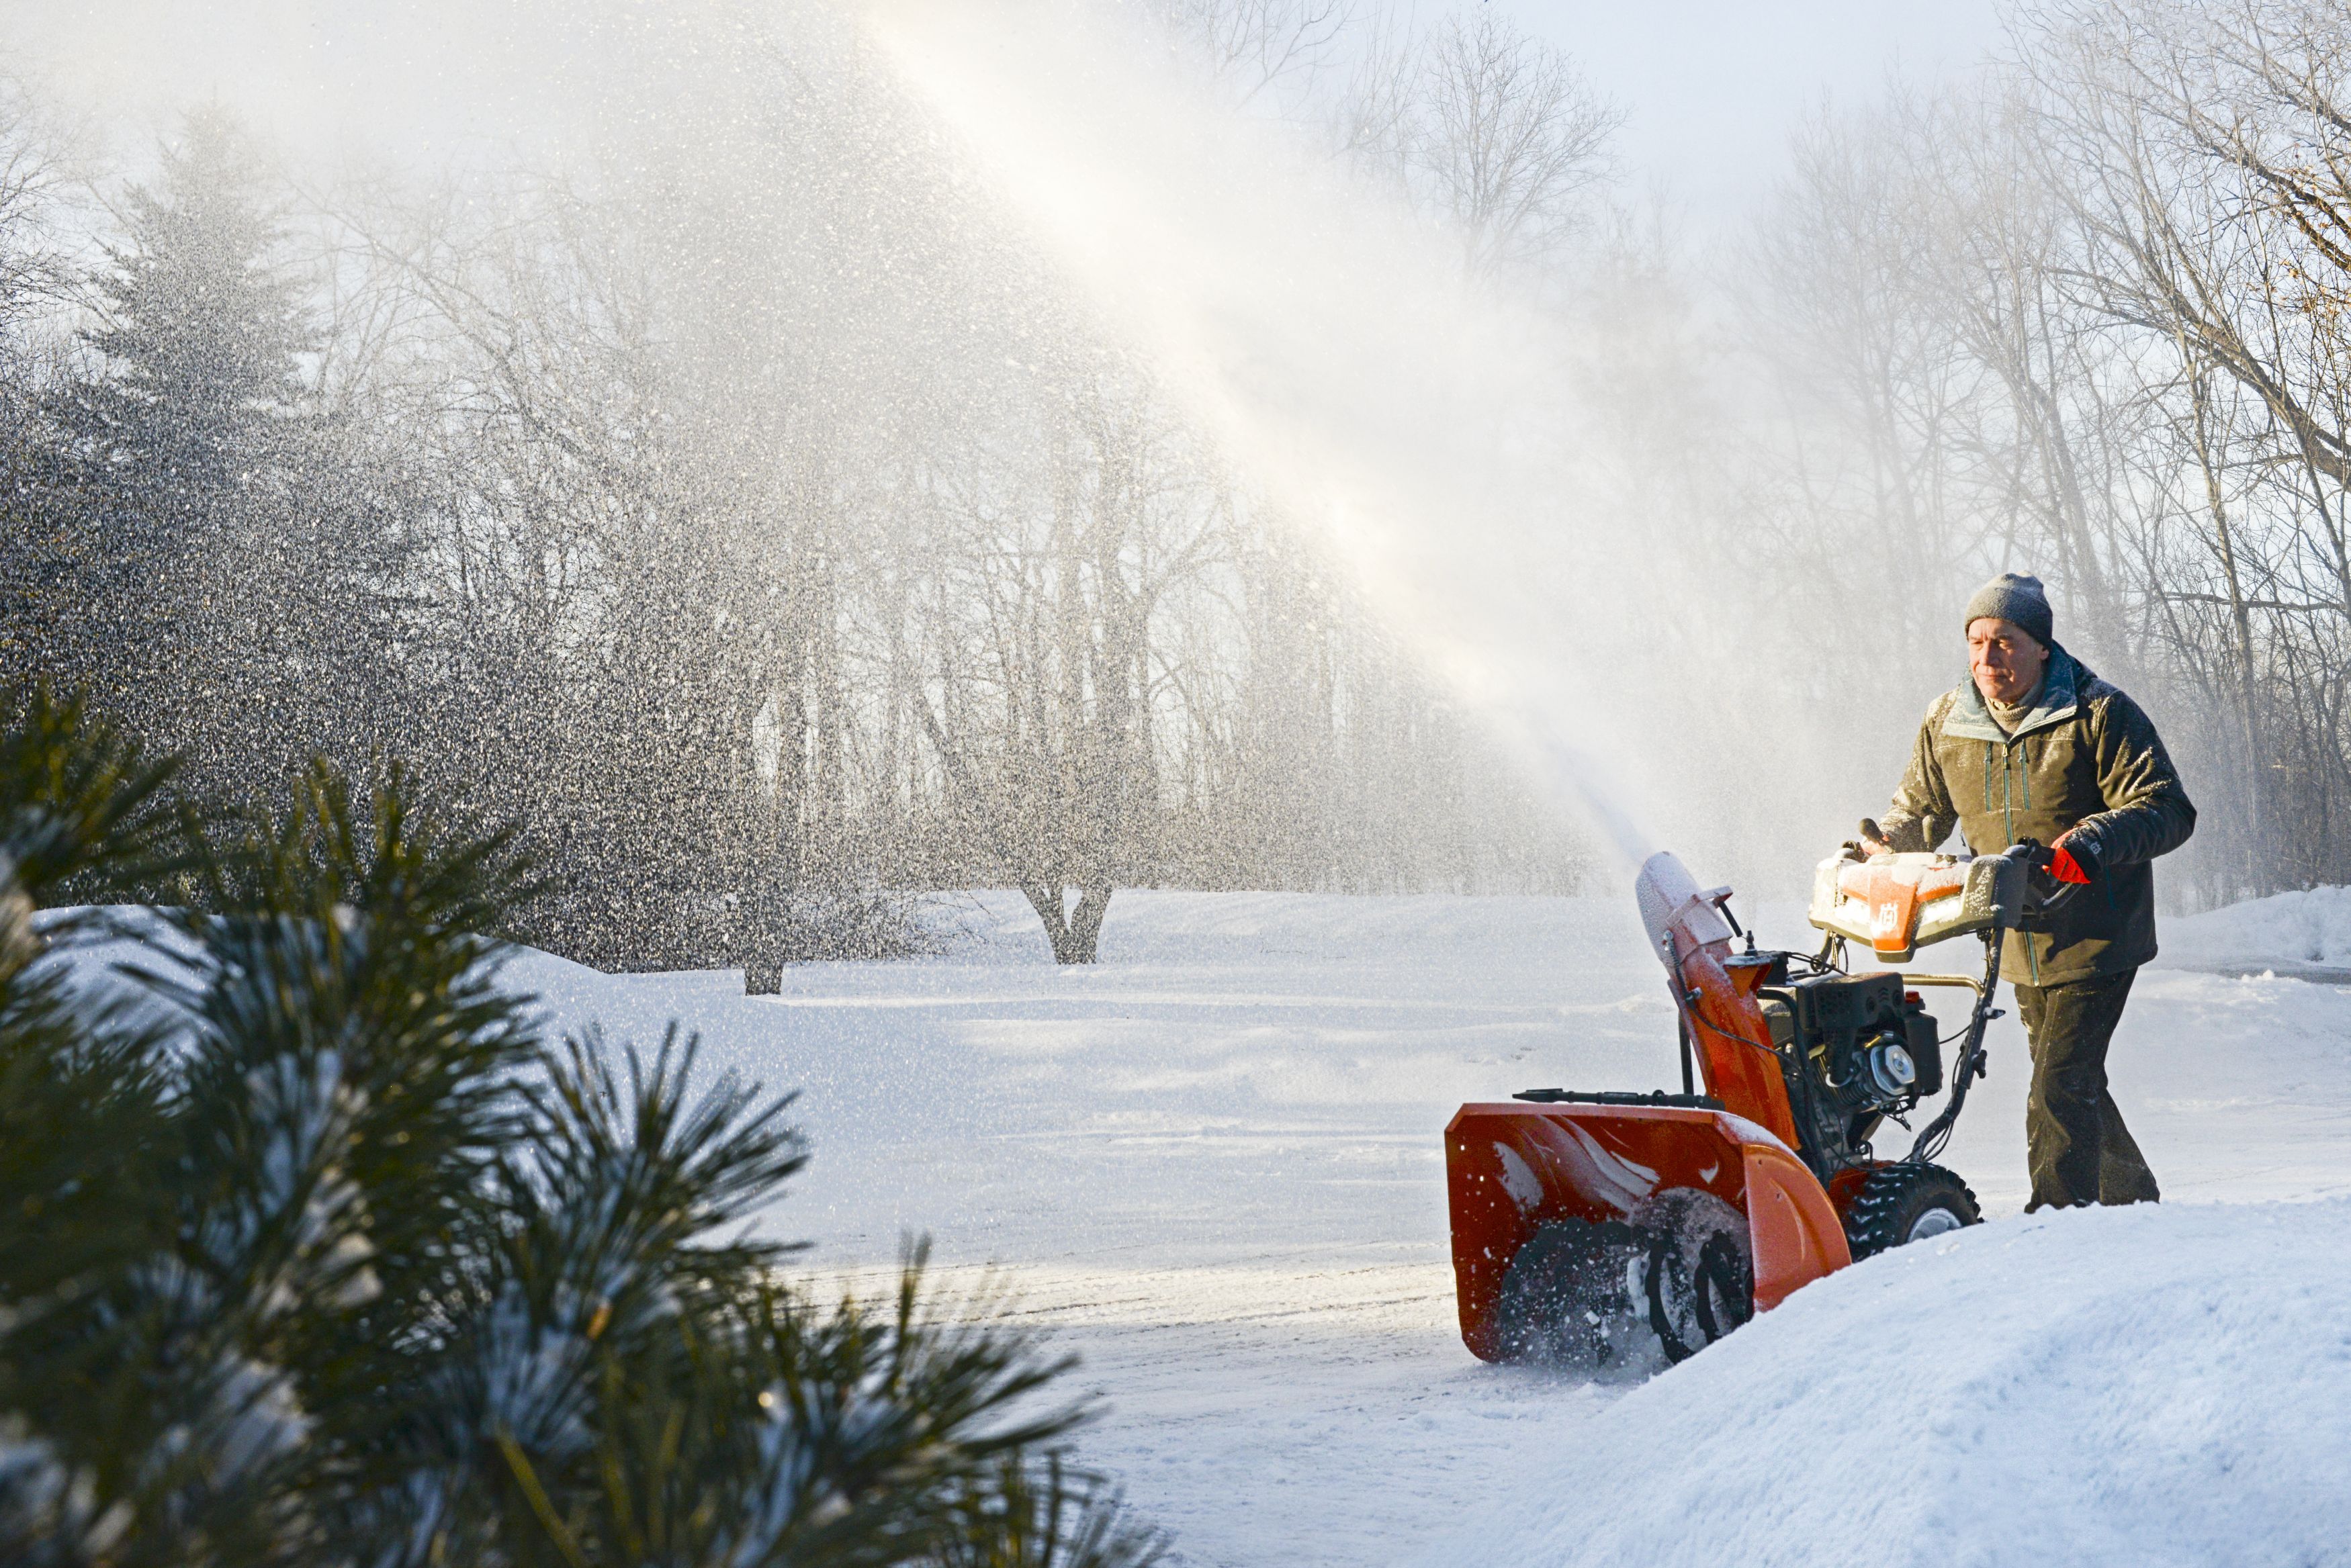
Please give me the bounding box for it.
[0,688,1161,1567]
[73,109,308,493]
[43,108,402,809]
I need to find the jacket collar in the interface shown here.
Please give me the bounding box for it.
[1944,645,2080,744]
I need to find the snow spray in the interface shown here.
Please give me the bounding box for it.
[861,0,1670,871]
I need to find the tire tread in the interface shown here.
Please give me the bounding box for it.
[1844,1162,1981,1260]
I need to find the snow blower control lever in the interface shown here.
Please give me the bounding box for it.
[1444,840,2052,1371]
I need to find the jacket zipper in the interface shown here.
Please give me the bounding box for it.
[2000,737,2041,984]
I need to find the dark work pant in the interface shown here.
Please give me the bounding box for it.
[2012,968,2161,1211]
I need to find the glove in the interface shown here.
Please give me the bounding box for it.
[2050,832,2098,885]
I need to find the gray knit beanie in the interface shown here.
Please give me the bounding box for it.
[1963,572,2052,647]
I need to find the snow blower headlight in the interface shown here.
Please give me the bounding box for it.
[1863,1038,1918,1103]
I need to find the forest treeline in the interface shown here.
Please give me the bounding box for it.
[1730,0,2351,907]
[0,4,1603,974]
[7,0,2351,968]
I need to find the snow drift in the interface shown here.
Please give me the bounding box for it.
[2165,883,2351,972]
[1444,1197,2351,1568]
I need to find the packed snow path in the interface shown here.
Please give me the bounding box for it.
[517,890,2351,1567]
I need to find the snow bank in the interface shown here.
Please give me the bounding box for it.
[2164,883,2351,970]
[1441,1199,2351,1568]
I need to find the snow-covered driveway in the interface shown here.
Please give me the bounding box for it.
[516,889,2351,1567]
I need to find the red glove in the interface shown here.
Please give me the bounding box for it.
[2049,838,2094,884]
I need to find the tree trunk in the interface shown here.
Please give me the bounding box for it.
[744,953,784,996]
[2184,355,2267,896]
[1021,882,1114,964]
[1069,884,1114,962]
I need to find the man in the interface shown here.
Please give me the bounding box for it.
[1861,573,2194,1210]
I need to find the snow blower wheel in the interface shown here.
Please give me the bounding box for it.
[1646,1226,1753,1363]
[1636,1187,1754,1363]
[1489,1191,1755,1368]
[1490,1218,1658,1369]
[1843,1162,1981,1260]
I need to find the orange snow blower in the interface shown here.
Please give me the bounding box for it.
[1446,839,2058,1367]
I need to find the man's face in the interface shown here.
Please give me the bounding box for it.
[1969,617,2049,705]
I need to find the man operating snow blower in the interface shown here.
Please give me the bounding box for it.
[1860,573,2195,1210]
[1439,572,2197,1369]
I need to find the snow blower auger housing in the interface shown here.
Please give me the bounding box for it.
[1447,841,2045,1370]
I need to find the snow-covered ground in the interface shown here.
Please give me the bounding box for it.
[506,885,2351,1567]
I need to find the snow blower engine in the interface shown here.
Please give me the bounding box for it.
[1445,838,2064,1368]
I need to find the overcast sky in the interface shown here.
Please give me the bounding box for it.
[2,0,2014,216]
[1492,0,2011,218]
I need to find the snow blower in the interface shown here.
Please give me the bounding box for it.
[1446,837,2064,1367]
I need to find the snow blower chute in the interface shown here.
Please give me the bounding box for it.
[1446,839,2057,1367]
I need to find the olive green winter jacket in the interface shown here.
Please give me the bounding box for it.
[1878,649,2196,986]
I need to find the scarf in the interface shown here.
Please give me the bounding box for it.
[1983,670,2047,736]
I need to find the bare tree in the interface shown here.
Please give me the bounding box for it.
[0,85,81,676]
[2021,0,2351,890]
[1409,12,1623,277]
[905,363,1227,962]
[1142,0,1352,109]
